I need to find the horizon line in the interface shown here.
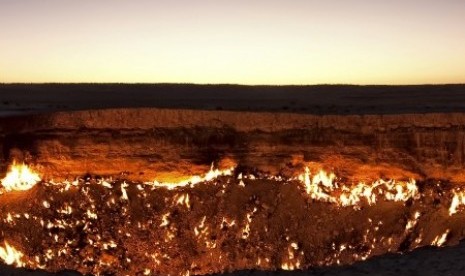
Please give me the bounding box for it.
[1,82,465,87]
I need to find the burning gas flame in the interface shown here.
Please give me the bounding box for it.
[298,167,335,202]
[449,191,465,216]
[298,167,418,207]
[0,241,24,267]
[148,164,235,190]
[431,230,450,247]
[174,193,190,209]
[1,162,41,192]
[281,242,303,270]
[405,211,421,232]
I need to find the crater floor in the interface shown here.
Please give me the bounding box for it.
[1,175,465,275]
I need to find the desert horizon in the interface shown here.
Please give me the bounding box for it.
[1,83,465,117]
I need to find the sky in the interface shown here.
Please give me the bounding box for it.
[0,0,464,85]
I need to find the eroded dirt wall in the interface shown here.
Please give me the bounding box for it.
[0,109,465,182]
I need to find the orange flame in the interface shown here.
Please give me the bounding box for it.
[449,191,465,216]
[431,229,450,247]
[1,162,41,192]
[0,241,24,267]
[148,164,235,190]
[281,242,303,270]
[298,167,418,207]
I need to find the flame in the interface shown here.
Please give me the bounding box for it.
[431,230,450,247]
[449,191,465,216]
[194,216,208,237]
[0,241,24,267]
[148,164,235,190]
[241,207,257,239]
[174,193,190,209]
[298,167,418,207]
[160,212,170,227]
[121,182,129,201]
[1,162,41,192]
[221,217,236,229]
[281,242,303,270]
[1,161,461,273]
[298,167,335,202]
[405,211,421,232]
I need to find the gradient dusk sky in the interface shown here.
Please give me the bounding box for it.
[1,0,464,84]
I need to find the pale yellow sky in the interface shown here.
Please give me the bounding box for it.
[1,0,464,84]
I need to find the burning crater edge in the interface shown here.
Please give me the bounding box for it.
[1,108,465,275]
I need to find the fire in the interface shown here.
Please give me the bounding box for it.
[160,212,170,227]
[405,211,421,232]
[431,230,450,247]
[298,167,419,207]
[121,182,129,200]
[241,207,257,239]
[2,160,465,274]
[281,242,303,271]
[298,167,335,202]
[1,162,41,192]
[174,193,190,209]
[194,216,208,237]
[148,164,235,190]
[0,241,24,267]
[449,191,465,216]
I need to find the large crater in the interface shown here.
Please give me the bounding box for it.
[1,106,465,275]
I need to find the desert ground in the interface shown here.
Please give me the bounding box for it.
[1,84,465,116]
[1,84,465,275]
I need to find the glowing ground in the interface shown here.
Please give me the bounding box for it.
[1,165,465,276]
[2,105,465,275]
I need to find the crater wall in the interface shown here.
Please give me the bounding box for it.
[1,109,464,183]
